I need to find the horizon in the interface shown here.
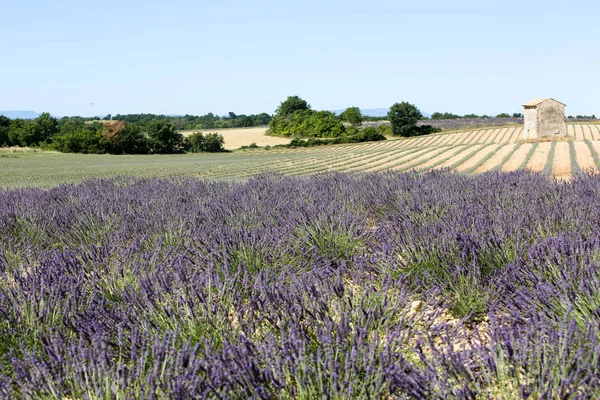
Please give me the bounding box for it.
[2,0,598,117]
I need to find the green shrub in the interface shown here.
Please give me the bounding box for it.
[186,132,226,153]
[377,124,392,136]
[147,122,186,154]
[52,128,108,154]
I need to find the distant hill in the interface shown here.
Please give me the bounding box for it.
[0,110,39,119]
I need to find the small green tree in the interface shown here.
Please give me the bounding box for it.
[275,96,310,116]
[33,112,60,144]
[387,102,423,137]
[52,126,107,154]
[0,115,10,146]
[147,121,185,154]
[186,132,225,152]
[340,107,363,126]
[495,113,511,118]
[307,111,345,137]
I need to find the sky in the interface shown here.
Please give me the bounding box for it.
[1,0,599,117]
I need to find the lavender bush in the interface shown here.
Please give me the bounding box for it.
[1,171,600,398]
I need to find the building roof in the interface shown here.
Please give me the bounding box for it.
[522,98,567,107]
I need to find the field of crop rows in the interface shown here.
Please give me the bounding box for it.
[1,124,600,188]
[3,171,600,397]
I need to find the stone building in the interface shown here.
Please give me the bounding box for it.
[522,98,567,140]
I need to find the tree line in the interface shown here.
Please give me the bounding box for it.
[0,114,225,154]
[107,112,272,130]
[429,112,524,120]
[268,96,439,139]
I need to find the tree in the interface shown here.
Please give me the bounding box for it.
[116,125,149,154]
[33,112,60,144]
[431,112,460,120]
[255,113,271,126]
[0,115,10,146]
[340,107,363,126]
[147,121,185,154]
[186,132,225,152]
[512,113,523,118]
[52,124,107,154]
[307,111,345,137]
[495,113,511,118]
[275,96,310,117]
[387,102,423,137]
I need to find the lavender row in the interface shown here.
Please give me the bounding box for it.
[1,171,599,398]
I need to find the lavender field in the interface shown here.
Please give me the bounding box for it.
[1,171,600,398]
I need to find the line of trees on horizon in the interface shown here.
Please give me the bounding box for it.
[0,114,225,155]
[107,112,272,131]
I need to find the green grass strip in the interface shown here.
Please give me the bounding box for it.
[518,142,539,171]
[542,141,557,175]
[490,142,522,172]
[569,140,581,176]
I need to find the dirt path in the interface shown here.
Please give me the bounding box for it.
[574,141,598,173]
[551,142,571,176]
[502,143,534,172]
[526,142,552,172]
[475,143,518,173]
[590,125,600,141]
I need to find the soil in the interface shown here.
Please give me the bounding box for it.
[574,141,598,173]
[551,142,571,176]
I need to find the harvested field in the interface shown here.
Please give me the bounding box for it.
[475,143,518,173]
[180,127,290,150]
[502,142,534,172]
[3,124,600,188]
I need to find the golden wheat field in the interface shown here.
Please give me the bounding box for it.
[181,127,290,150]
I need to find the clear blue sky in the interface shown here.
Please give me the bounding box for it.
[1,0,598,117]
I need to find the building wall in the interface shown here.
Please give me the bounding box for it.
[537,101,566,137]
[523,107,537,139]
[523,100,566,139]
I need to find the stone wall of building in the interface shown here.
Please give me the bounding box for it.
[523,99,566,139]
[537,101,566,137]
[523,107,538,139]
